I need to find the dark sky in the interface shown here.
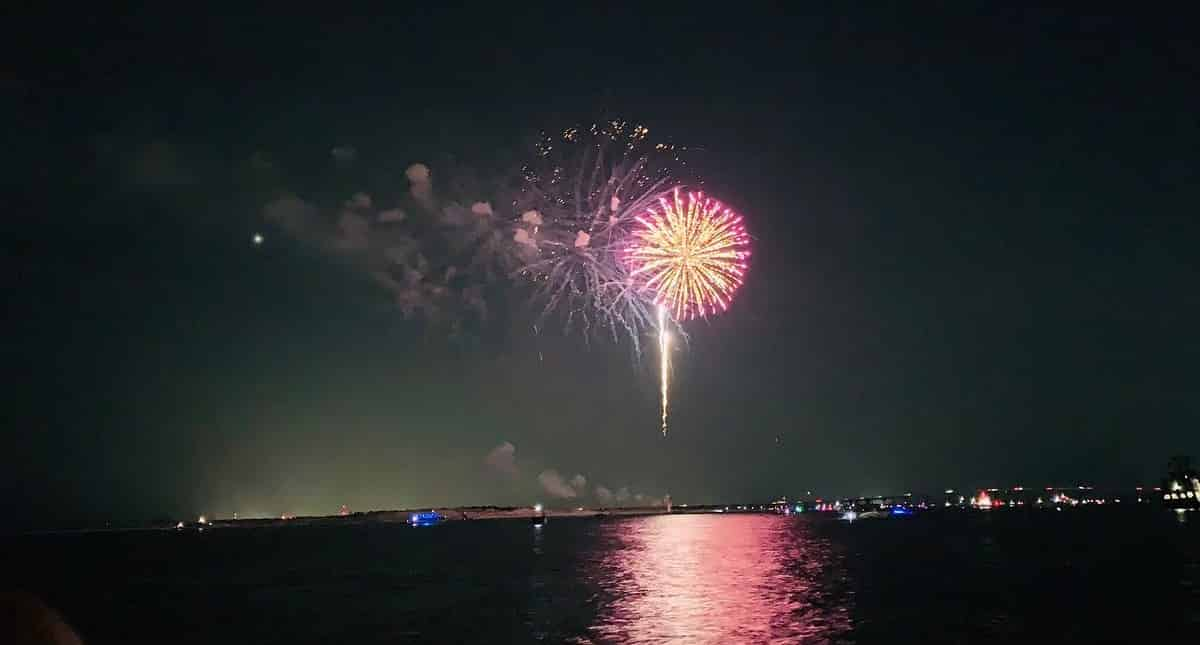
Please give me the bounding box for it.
[5,6,1198,529]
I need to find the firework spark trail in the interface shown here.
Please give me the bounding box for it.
[658,304,671,436]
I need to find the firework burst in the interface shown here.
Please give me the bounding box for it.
[511,120,694,355]
[628,188,750,436]
[627,188,751,321]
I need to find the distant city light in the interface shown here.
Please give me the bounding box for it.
[534,503,543,513]
[252,233,264,245]
[198,515,207,525]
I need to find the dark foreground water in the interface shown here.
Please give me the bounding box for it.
[4,510,1198,643]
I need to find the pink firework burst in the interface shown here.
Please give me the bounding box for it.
[627,187,751,321]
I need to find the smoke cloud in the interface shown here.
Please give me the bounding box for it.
[263,194,324,242]
[336,211,370,250]
[345,192,372,210]
[406,163,433,207]
[537,470,578,499]
[377,208,405,223]
[484,442,518,478]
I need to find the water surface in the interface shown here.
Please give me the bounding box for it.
[4,510,1196,643]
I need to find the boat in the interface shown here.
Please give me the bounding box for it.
[841,507,903,521]
[409,511,445,527]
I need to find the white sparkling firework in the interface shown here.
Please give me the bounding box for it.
[512,120,693,356]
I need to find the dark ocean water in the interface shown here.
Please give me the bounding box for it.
[4,510,1198,643]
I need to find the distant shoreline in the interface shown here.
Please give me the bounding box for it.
[202,505,673,530]
[10,499,1174,536]
[4,505,768,535]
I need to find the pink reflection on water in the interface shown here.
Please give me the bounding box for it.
[587,514,853,644]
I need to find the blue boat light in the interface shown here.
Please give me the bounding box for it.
[410,511,444,526]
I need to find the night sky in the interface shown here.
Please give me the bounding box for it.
[5,7,1198,529]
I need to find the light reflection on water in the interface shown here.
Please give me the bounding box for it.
[585,514,853,644]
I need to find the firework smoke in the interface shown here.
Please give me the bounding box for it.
[484,441,519,478]
[537,469,578,499]
[261,154,524,336]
